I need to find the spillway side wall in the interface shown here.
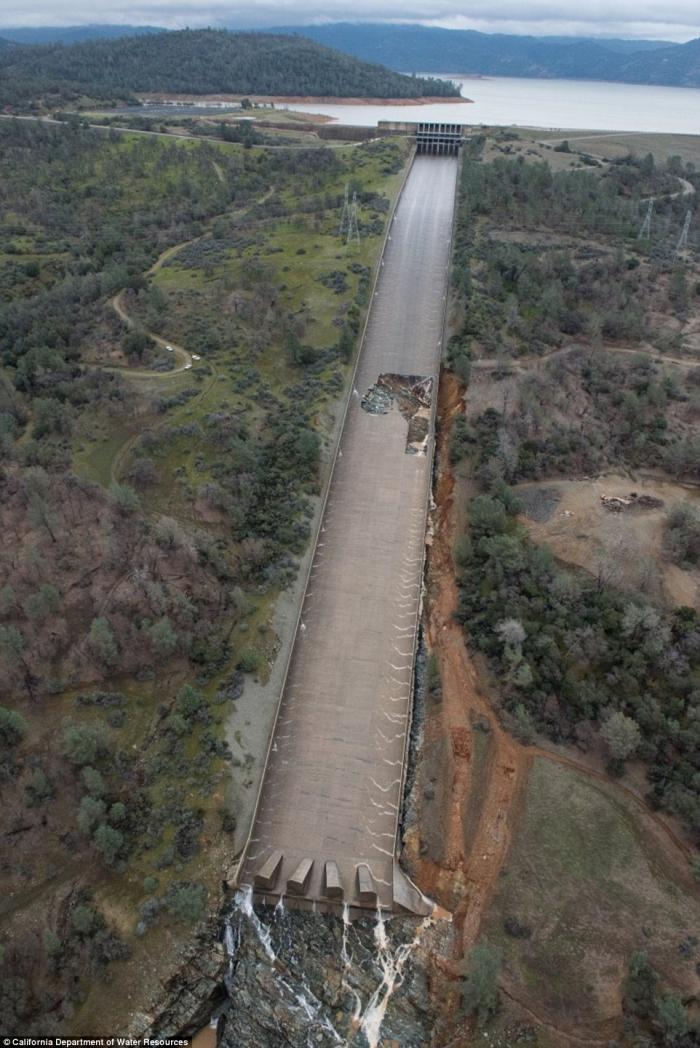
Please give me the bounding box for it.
[229,145,417,888]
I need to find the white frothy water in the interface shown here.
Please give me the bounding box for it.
[232,887,344,1046]
[223,921,236,957]
[357,909,433,1048]
[231,889,431,1048]
[340,903,363,1024]
[233,886,276,961]
[279,974,345,1047]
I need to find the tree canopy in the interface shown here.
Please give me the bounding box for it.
[0,29,460,100]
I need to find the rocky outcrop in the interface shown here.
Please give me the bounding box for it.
[128,919,228,1040]
[220,902,450,1048]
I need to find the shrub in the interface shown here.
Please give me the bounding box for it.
[61,723,102,766]
[238,649,259,674]
[93,823,124,866]
[165,882,207,923]
[70,904,102,937]
[81,766,106,797]
[88,617,118,668]
[109,483,140,515]
[0,705,28,749]
[25,768,53,806]
[460,941,501,1025]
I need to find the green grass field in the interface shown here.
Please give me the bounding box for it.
[482,758,700,1036]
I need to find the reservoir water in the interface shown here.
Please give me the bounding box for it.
[284,76,700,135]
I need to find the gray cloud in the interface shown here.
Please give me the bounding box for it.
[1,0,698,42]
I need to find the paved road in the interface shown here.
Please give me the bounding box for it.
[240,155,459,909]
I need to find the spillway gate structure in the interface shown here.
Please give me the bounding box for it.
[378,120,465,156]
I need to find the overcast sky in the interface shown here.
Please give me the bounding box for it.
[1,1,699,43]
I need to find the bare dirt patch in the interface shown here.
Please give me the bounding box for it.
[517,473,700,608]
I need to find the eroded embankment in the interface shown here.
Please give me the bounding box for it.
[402,370,699,1047]
[404,371,529,950]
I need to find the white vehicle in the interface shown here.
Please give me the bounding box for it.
[184,364,193,370]
[165,345,174,352]
[192,354,201,361]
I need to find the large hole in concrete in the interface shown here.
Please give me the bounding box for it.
[360,373,433,455]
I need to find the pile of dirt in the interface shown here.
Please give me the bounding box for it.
[600,490,664,512]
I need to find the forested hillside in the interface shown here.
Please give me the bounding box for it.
[0,25,163,45]
[282,23,700,88]
[0,118,409,1033]
[449,138,700,834]
[0,28,460,99]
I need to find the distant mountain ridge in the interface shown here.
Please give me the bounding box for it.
[0,25,164,45]
[271,23,700,88]
[0,29,460,99]
[1,23,698,89]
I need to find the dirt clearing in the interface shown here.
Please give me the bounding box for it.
[517,473,700,608]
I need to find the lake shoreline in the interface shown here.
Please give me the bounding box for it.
[282,74,700,135]
[137,91,471,107]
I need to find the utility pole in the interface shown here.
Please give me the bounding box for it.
[638,198,654,240]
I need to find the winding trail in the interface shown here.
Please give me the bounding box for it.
[102,186,275,484]
[471,340,700,373]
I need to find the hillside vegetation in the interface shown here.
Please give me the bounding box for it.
[0,118,408,1034]
[444,133,700,1042]
[0,28,460,100]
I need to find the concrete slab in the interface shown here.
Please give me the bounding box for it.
[240,156,458,908]
[287,858,314,895]
[254,849,283,891]
[323,861,343,900]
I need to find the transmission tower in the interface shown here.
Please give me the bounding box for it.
[638,198,654,240]
[338,183,350,238]
[346,191,360,247]
[676,209,692,255]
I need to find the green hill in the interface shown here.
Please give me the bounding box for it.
[3,28,460,98]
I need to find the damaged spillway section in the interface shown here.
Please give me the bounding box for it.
[237,155,459,913]
[361,374,433,455]
[218,154,460,1046]
[218,888,444,1048]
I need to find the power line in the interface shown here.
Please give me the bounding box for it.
[346,191,360,248]
[338,183,350,238]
